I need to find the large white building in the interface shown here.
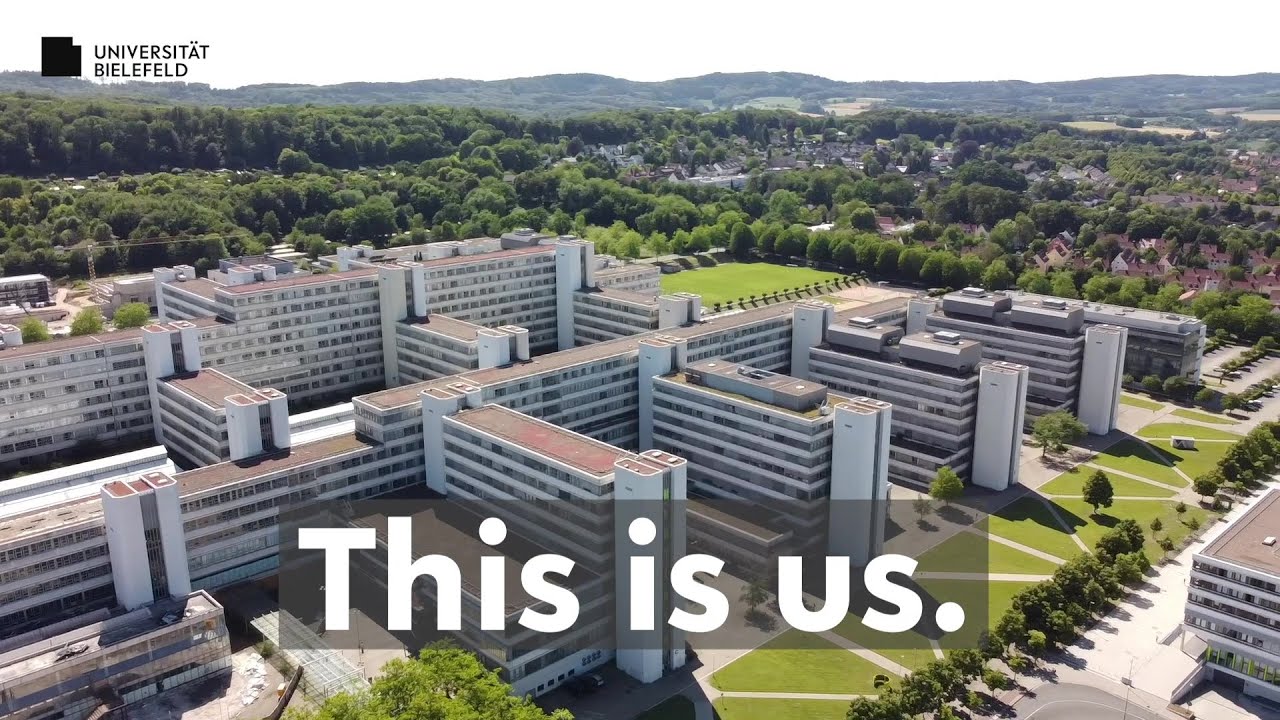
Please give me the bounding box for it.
[1184,489,1280,704]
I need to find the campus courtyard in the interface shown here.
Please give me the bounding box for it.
[689,395,1249,720]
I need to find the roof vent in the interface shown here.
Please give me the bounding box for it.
[1041,299,1067,310]
[1264,536,1277,547]
[848,316,876,328]
[960,287,986,297]
[933,331,963,345]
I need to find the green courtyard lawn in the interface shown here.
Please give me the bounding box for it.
[1138,422,1243,441]
[1119,394,1165,411]
[714,698,852,720]
[710,630,897,695]
[1156,439,1231,479]
[1090,439,1187,487]
[978,497,1083,561]
[918,579,1036,650]
[834,615,939,672]
[1039,467,1176,499]
[659,262,845,308]
[636,696,696,720]
[1054,498,1213,559]
[916,530,1060,575]
[1171,408,1239,426]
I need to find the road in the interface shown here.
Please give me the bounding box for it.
[1016,683,1167,719]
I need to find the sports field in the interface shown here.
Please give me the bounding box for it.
[659,263,845,307]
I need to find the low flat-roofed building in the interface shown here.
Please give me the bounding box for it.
[1185,490,1280,703]
[0,274,52,306]
[0,590,230,720]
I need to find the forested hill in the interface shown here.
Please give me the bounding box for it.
[1,70,1278,117]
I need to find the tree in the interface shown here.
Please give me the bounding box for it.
[288,642,571,720]
[1142,375,1163,392]
[19,317,49,343]
[1157,536,1177,558]
[277,148,313,176]
[912,496,933,523]
[983,668,1009,693]
[1082,470,1114,514]
[1027,629,1048,658]
[1149,517,1163,537]
[981,258,1014,290]
[740,581,768,614]
[1193,475,1220,502]
[1195,387,1216,404]
[1223,393,1245,412]
[1175,501,1188,517]
[728,222,756,260]
[70,308,104,336]
[1187,516,1201,532]
[112,302,151,329]
[929,466,964,507]
[1031,411,1087,456]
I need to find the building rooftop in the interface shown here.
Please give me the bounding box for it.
[358,302,800,411]
[580,287,658,307]
[0,327,145,361]
[398,314,484,342]
[0,496,102,546]
[215,268,377,295]
[0,591,221,687]
[448,405,631,478]
[0,274,51,284]
[1201,489,1280,576]
[161,368,256,410]
[165,277,221,301]
[663,359,840,418]
[176,432,376,496]
[353,503,599,615]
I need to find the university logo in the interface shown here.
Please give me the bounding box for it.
[41,37,82,77]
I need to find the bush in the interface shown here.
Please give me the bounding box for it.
[873,673,891,689]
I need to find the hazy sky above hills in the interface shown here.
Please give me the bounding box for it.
[5,0,1277,88]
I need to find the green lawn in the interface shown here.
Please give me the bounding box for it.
[1171,408,1239,426]
[1138,422,1243,441]
[916,530,1060,575]
[834,615,939,672]
[636,696,696,720]
[1160,440,1230,480]
[1120,394,1166,411]
[659,263,845,307]
[711,630,896,694]
[714,698,852,720]
[918,579,1035,650]
[978,497,1083,561]
[1039,467,1176,499]
[1055,498,1213,559]
[1091,439,1187,487]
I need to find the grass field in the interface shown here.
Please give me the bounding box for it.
[916,530,1061,575]
[1091,439,1186,487]
[711,630,896,695]
[659,263,845,307]
[636,696,696,720]
[979,497,1083,560]
[834,615,938,671]
[1119,394,1165,411]
[919,579,1036,646]
[824,101,872,116]
[737,96,802,110]
[714,698,851,720]
[1063,120,1198,136]
[1055,498,1212,559]
[1138,423,1242,441]
[1169,409,1239,426]
[1159,440,1230,480]
[1040,467,1176,499]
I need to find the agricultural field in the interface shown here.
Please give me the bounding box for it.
[736,96,802,110]
[1235,109,1280,122]
[823,100,873,116]
[1062,120,1199,136]
[659,262,845,307]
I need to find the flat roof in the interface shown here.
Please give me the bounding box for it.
[1201,489,1280,576]
[448,405,630,478]
[0,274,51,284]
[161,368,256,409]
[353,503,598,614]
[399,314,483,341]
[358,301,800,410]
[176,432,376,496]
[215,268,377,295]
[164,277,221,301]
[582,287,658,306]
[0,327,145,360]
[0,497,102,546]
[0,591,220,686]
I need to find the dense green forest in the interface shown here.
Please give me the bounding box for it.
[2,70,1279,117]
[0,96,1278,350]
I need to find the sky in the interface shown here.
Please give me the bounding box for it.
[3,0,1278,89]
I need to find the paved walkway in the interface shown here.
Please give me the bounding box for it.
[818,630,912,677]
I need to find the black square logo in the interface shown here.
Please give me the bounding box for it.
[41,37,82,77]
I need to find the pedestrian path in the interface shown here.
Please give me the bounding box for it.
[818,631,912,677]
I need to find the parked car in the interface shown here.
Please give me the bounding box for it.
[565,673,605,696]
